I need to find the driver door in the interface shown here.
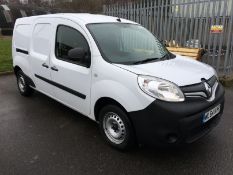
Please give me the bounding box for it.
[50,19,92,116]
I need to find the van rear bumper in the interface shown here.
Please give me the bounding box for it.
[129,83,225,146]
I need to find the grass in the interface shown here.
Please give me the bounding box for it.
[0,37,12,73]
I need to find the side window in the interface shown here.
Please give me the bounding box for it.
[55,25,90,66]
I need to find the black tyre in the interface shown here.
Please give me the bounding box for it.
[16,70,34,97]
[99,105,136,150]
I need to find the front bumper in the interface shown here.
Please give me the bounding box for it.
[129,83,225,146]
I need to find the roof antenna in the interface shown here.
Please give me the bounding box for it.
[116,17,121,22]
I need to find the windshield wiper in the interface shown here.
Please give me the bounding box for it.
[132,54,170,65]
[132,58,159,65]
[131,52,174,65]
[160,53,171,60]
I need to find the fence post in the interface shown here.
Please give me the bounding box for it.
[216,0,227,72]
[224,0,233,76]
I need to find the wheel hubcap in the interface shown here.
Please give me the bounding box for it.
[18,75,26,92]
[103,112,126,144]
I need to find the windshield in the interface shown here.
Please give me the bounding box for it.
[87,23,170,65]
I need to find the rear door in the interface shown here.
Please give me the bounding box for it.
[50,19,92,116]
[30,19,54,96]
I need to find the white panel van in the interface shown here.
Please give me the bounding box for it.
[12,14,225,150]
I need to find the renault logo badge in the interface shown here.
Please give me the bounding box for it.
[203,81,212,98]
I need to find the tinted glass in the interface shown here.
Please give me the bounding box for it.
[56,25,89,65]
[87,23,169,65]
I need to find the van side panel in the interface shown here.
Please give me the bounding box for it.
[13,23,33,78]
[30,21,54,96]
[32,23,52,56]
[14,24,30,51]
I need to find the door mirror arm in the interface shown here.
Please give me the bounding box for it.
[84,51,91,68]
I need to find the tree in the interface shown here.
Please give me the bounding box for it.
[28,0,43,7]
[55,0,104,13]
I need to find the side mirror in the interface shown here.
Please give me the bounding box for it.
[68,47,85,61]
[68,48,91,67]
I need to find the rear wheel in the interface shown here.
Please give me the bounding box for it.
[16,70,34,97]
[99,105,135,150]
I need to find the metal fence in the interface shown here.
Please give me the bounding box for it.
[103,0,233,79]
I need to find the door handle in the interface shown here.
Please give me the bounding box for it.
[42,63,49,68]
[51,66,59,72]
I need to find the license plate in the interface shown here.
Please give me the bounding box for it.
[202,104,221,123]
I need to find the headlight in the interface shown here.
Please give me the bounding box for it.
[138,75,185,102]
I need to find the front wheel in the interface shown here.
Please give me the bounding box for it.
[99,105,136,150]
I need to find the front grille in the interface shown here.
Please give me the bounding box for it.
[181,76,218,99]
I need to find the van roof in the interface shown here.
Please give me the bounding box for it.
[16,13,137,25]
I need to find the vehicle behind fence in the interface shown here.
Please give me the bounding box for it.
[103,0,233,80]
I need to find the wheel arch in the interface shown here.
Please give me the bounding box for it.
[14,65,36,88]
[13,65,22,75]
[94,97,138,148]
[94,97,128,122]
